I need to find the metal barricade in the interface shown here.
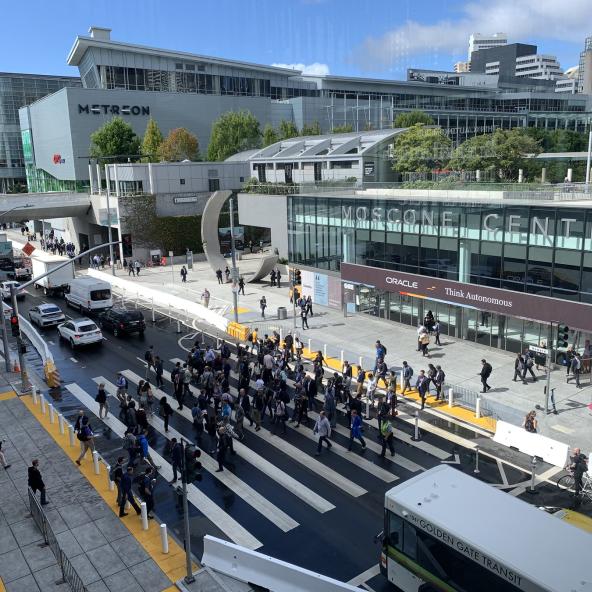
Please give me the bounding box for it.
[28,487,88,592]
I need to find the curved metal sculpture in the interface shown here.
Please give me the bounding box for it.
[201,190,278,283]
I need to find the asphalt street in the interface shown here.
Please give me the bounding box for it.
[9,284,589,592]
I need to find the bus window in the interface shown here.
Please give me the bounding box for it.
[387,512,404,550]
[403,522,417,560]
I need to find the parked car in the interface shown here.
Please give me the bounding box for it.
[98,308,146,337]
[28,303,66,328]
[0,281,24,301]
[57,318,103,349]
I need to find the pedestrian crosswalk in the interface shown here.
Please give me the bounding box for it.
[58,350,462,559]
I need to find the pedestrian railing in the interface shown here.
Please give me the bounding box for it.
[28,487,88,592]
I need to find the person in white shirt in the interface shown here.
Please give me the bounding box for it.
[313,411,332,456]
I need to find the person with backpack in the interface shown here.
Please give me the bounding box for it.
[95,383,109,419]
[272,397,287,435]
[568,447,588,497]
[479,359,493,392]
[116,372,128,404]
[415,370,429,410]
[109,456,126,507]
[139,467,156,519]
[380,418,395,457]
[122,429,138,468]
[513,354,527,384]
[401,361,413,394]
[75,417,95,465]
[159,397,174,433]
[569,354,582,388]
[137,430,160,470]
[522,350,537,383]
[434,365,446,401]
[169,438,183,483]
[523,410,538,433]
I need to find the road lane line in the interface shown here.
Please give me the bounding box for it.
[348,564,381,586]
[65,382,262,550]
[121,370,335,513]
[69,357,78,363]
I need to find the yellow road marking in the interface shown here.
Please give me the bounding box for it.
[20,393,197,582]
[0,389,17,401]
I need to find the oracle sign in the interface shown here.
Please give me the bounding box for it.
[341,262,592,332]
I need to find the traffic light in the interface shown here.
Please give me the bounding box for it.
[10,314,19,337]
[557,324,569,348]
[183,445,202,483]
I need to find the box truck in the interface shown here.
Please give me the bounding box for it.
[31,252,75,296]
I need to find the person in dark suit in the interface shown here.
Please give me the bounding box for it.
[28,459,48,505]
[119,466,141,517]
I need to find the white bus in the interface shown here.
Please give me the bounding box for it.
[380,465,591,592]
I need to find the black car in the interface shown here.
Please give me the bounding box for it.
[98,308,146,337]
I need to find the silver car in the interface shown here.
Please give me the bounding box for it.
[28,303,66,328]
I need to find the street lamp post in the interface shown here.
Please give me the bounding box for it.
[103,164,116,276]
[229,198,239,323]
[10,241,121,393]
[585,128,592,193]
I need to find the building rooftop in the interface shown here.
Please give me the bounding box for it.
[249,128,405,162]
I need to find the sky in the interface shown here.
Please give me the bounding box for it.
[1,0,589,79]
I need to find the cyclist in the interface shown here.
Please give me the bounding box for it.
[568,447,588,497]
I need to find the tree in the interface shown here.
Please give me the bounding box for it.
[90,117,140,163]
[262,124,279,147]
[394,110,434,128]
[332,124,354,134]
[392,124,452,173]
[301,121,321,136]
[158,128,200,161]
[141,118,164,162]
[207,110,261,161]
[279,120,299,140]
[449,129,541,180]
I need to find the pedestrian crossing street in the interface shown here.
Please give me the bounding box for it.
[62,355,458,556]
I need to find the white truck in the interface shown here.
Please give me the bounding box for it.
[31,252,75,296]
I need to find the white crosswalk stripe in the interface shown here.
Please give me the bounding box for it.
[120,369,337,512]
[65,382,262,550]
[93,377,299,532]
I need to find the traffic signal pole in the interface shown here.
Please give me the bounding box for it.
[545,322,553,414]
[180,438,195,584]
[10,284,29,392]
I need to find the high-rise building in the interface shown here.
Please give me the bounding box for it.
[0,72,80,193]
[468,33,508,60]
[577,36,592,94]
[453,61,471,73]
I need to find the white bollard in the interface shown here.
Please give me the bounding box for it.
[400,370,404,391]
[107,466,115,491]
[340,350,344,364]
[474,445,480,474]
[358,356,363,369]
[279,328,283,343]
[140,502,149,530]
[32,389,38,404]
[92,451,100,475]
[176,318,181,334]
[448,388,454,408]
[40,394,46,414]
[323,344,327,359]
[160,523,169,553]
[58,413,65,435]
[48,403,55,424]
[151,298,155,323]
[67,424,75,447]
[307,338,312,352]
[475,396,481,419]
[412,410,420,441]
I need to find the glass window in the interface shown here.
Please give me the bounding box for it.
[553,250,581,293]
[527,246,553,292]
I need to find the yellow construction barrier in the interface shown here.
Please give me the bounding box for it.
[44,360,61,389]
[227,321,250,342]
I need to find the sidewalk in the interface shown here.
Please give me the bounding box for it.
[0,389,179,592]
[98,260,592,451]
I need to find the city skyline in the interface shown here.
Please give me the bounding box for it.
[1,0,588,80]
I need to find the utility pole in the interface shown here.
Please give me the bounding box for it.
[291,269,297,331]
[180,438,195,584]
[229,198,239,323]
[545,322,554,414]
[9,285,29,392]
[103,163,116,276]
[1,303,10,372]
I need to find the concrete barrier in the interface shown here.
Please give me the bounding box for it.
[201,535,360,592]
[493,420,570,467]
[87,268,229,332]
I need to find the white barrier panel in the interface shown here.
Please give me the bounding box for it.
[18,315,53,365]
[493,420,570,468]
[87,269,229,332]
[201,535,360,592]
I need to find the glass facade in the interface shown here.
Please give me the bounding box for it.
[24,163,87,193]
[289,194,592,353]
[0,73,80,191]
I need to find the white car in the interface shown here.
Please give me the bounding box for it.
[1,281,25,301]
[57,318,103,349]
[28,303,66,328]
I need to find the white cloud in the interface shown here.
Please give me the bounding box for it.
[271,62,330,76]
[351,0,589,71]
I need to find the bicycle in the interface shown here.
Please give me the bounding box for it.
[557,470,592,503]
